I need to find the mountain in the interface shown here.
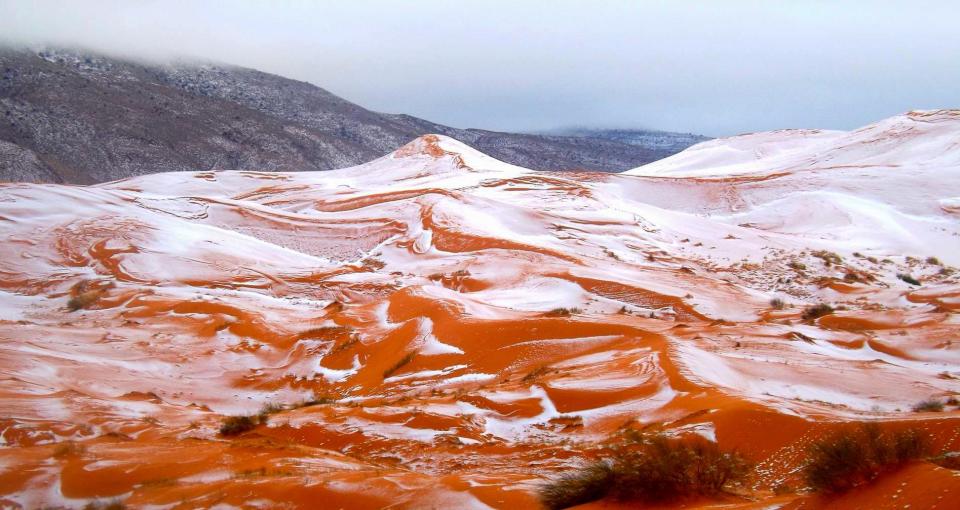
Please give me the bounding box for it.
[0,47,703,184]
[1,112,958,508]
[547,126,711,153]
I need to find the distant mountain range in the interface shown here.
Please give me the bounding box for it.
[543,127,710,153]
[0,47,707,184]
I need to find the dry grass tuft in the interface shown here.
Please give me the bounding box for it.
[219,413,269,436]
[539,435,749,509]
[804,424,927,493]
[801,303,834,321]
[912,399,944,412]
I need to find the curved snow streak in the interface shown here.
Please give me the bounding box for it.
[2,122,960,508]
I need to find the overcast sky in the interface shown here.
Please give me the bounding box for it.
[1,0,957,136]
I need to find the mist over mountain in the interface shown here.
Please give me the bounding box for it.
[0,47,705,184]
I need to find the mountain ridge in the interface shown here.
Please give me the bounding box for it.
[0,46,705,184]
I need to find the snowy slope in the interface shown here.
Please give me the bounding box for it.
[0,112,959,509]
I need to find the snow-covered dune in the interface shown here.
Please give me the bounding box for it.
[1,112,958,509]
[625,109,960,178]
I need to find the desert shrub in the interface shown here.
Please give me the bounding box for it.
[788,261,807,271]
[83,501,126,510]
[52,441,86,458]
[522,365,550,382]
[540,462,614,510]
[804,425,927,493]
[770,298,785,310]
[802,303,834,321]
[912,399,944,412]
[812,250,843,266]
[383,351,416,378]
[926,257,941,265]
[545,307,582,317]
[539,435,749,509]
[897,273,921,286]
[297,395,337,407]
[67,290,101,311]
[259,401,285,415]
[219,413,268,436]
[931,452,960,470]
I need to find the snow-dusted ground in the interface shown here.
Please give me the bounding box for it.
[0,113,959,508]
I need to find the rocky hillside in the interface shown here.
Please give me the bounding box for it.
[0,47,701,184]
[547,127,710,153]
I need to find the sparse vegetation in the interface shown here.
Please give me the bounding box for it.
[523,365,551,382]
[545,307,581,317]
[52,441,86,458]
[897,273,921,286]
[259,401,285,415]
[811,250,843,266]
[912,398,944,412]
[770,298,785,310]
[802,303,834,321]
[297,395,337,407]
[931,452,960,470]
[67,290,102,311]
[541,463,613,510]
[788,261,806,271]
[539,435,749,509]
[83,500,126,510]
[219,413,269,436]
[383,351,416,378]
[804,424,927,493]
[926,257,941,265]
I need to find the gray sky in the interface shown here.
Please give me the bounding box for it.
[2,0,958,136]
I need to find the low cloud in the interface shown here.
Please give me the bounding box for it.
[2,0,958,136]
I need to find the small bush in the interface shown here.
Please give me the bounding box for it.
[545,307,582,317]
[812,250,843,266]
[540,463,614,510]
[259,401,285,415]
[804,425,927,493]
[802,303,834,321]
[522,365,550,382]
[219,413,268,436]
[297,395,337,407]
[53,441,85,458]
[931,452,960,470]
[788,261,807,271]
[383,351,416,378]
[926,257,941,266]
[912,399,944,412]
[539,435,749,509]
[897,274,921,286]
[67,290,101,311]
[83,501,126,510]
[770,298,785,310]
